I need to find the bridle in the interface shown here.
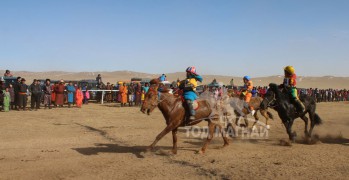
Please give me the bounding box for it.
[264,92,277,108]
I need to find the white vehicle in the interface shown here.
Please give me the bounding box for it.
[160,81,173,94]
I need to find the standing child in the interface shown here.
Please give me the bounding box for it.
[3,87,11,112]
[8,84,15,110]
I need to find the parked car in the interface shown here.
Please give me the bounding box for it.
[1,76,17,87]
[78,79,99,100]
[161,81,173,94]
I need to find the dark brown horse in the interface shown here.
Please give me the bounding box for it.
[140,80,229,154]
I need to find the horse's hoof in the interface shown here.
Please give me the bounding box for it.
[146,147,155,152]
[266,125,270,130]
[171,150,177,155]
[196,150,205,154]
[279,139,292,146]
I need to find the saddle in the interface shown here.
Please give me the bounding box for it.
[180,96,199,110]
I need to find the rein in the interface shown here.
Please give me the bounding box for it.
[264,93,277,108]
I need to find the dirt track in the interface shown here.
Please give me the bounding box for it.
[0,102,348,179]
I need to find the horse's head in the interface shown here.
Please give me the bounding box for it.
[140,79,161,115]
[268,83,279,91]
[260,85,277,110]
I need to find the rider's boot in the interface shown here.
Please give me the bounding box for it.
[243,101,254,115]
[294,99,305,114]
[187,100,196,122]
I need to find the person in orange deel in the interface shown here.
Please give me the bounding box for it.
[75,86,83,108]
[241,76,255,115]
[119,83,128,107]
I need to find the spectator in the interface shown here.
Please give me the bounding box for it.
[18,78,28,111]
[8,84,15,110]
[66,81,76,108]
[43,79,52,109]
[13,77,21,110]
[82,85,89,104]
[55,80,65,107]
[128,82,135,106]
[3,87,11,112]
[96,74,102,87]
[0,79,4,110]
[29,79,42,111]
[119,83,128,107]
[75,86,83,108]
[4,70,13,77]
[105,82,113,102]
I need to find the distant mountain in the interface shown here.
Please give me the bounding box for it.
[1,70,349,89]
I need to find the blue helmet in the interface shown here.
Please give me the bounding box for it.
[243,76,251,81]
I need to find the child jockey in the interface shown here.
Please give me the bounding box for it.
[179,66,203,120]
[241,76,255,115]
[280,66,305,114]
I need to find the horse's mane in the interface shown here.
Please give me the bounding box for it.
[268,83,289,102]
[269,83,279,90]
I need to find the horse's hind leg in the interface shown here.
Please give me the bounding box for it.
[219,124,229,147]
[260,110,270,128]
[300,115,309,137]
[234,111,240,126]
[199,121,216,154]
[243,115,249,128]
[252,110,260,129]
[308,112,316,138]
[172,128,178,154]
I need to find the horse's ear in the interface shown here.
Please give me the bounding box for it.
[150,79,160,85]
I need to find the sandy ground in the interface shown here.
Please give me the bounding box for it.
[0,102,348,180]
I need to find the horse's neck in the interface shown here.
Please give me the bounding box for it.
[157,93,181,116]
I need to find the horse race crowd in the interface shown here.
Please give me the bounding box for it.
[223,85,349,103]
[0,70,348,112]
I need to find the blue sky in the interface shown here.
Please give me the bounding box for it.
[1,0,349,77]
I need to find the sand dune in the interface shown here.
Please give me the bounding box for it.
[2,70,349,89]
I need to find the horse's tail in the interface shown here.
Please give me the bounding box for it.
[267,111,274,120]
[314,113,323,125]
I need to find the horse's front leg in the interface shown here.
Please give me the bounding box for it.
[252,110,260,129]
[260,110,270,129]
[172,128,178,154]
[284,119,296,142]
[300,115,309,137]
[148,125,174,151]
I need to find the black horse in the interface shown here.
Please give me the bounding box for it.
[260,83,322,142]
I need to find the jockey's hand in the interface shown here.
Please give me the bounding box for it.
[185,83,194,88]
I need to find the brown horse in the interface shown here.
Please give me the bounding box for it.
[228,93,274,129]
[140,80,229,154]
